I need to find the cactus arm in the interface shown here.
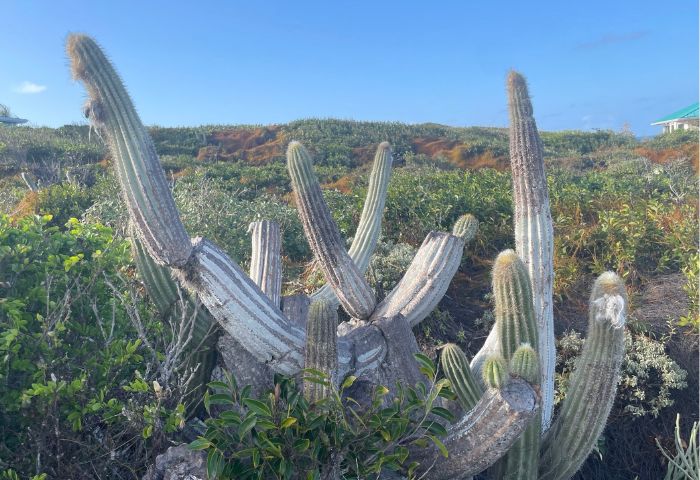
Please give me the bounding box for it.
[304,299,339,401]
[412,378,539,479]
[440,343,483,411]
[287,141,376,320]
[67,34,191,266]
[507,71,556,429]
[539,273,627,480]
[370,231,464,327]
[312,142,393,304]
[470,326,499,387]
[248,220,282,308]
[175,238,305,375]
[490,249,541,480]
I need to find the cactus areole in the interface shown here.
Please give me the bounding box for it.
[67,34,627,479]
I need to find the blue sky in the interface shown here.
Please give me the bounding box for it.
[3,1,698,136]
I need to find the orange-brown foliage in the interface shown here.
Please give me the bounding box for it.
[196,126,286,164]
[412,137,508,170]
[14,191,39,217]
[634,143,699,173]
[323,175,355,194]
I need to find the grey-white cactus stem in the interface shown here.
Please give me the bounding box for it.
[312,141,393,305]
[371,231,465,327]
[412,378,539,479]
[287,141,377,320]
[248,220,282,308]
[507,70,556,430]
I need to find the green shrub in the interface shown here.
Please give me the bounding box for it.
[191,356,452,479]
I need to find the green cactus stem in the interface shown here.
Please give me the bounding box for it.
[510,343,539,385]
[539,272,627,480]
[67,34,191,267]
[248,220,282,308]
[452,214,479,242]
[313,142,393,305]
[440,343,484,411]
[507,70,556,428]
[491,249,541,480]
[304,299,339,402]
[482,355,508,390]
[287,141,376,320]
[131,234,218,414]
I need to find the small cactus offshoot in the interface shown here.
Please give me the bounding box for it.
[482,355,508,390]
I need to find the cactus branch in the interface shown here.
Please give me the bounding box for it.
[67,34,192,266]
[287,141,376,320]
[539,272,627,480]
[440,343,483,411]
[248,220,282,308]
[371,230,465,327]
[304,299,339,401]
[312,142,393,304]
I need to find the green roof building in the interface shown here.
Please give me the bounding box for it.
[651,102,699,133]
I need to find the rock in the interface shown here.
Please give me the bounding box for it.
[143,444,207,480]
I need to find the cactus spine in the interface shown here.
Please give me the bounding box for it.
[507,71,556,429]
[539,272,627,480]
[312,142,393,305]
[304,299,339,402]
[441,343,483,410]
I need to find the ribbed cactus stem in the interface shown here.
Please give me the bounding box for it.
[539,272,627,480]
[371,230,465,327]
[287,141,376,320]
[482,355,508,390]
[493,250,539,359]
[248,220,282,308]
[66,34,192,266]
[313,142,393,305]
[507,70,556,429]
[440,343,484,411]
[510,343,539,385]
[491,249,541,480]
[304,299,338,402]
[452,214,479,243]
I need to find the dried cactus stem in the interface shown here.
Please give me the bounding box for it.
[287,141,376,320]
[66,34,192,266]
[248,220,282,308]
[539,273,627,480]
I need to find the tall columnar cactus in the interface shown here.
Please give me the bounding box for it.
[247,220,282,308]
[440,343,483,410]
[303,299,339,402]
[539,272,627,480]
[507,70,556,428]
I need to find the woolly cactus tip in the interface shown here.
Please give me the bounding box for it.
[590,272,627,329]
[452,213,479,241]
[378,141,392,151]
[509,344,539,385]
[482,355,508,389]
[492,249,527,284]
[286,140,304,155]
[66,33,92,79]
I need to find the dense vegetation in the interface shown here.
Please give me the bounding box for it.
[0,121,697,479]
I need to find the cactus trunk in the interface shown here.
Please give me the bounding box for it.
[304,300,339,402]
[248,220,282,308]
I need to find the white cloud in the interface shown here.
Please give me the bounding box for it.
[15,81,47,94]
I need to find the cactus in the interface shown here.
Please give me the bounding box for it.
[510,344,539,385]
[452,213,479,242]
[312,142,393,305]
[248,220,282,308]
[440,343,483,410]
[70,35,634,479]
[482,355,508,389]
[303,299,339,402]
[539,272,627,480]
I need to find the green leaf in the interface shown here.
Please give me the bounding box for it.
[207,449,224,479]
[341,375,357,390]
[414,353,436,378]
[189,437,212,450]
[280,416,297,429]
[429,435,449,458]
[243,398,272,417]
[239,415,257,440]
